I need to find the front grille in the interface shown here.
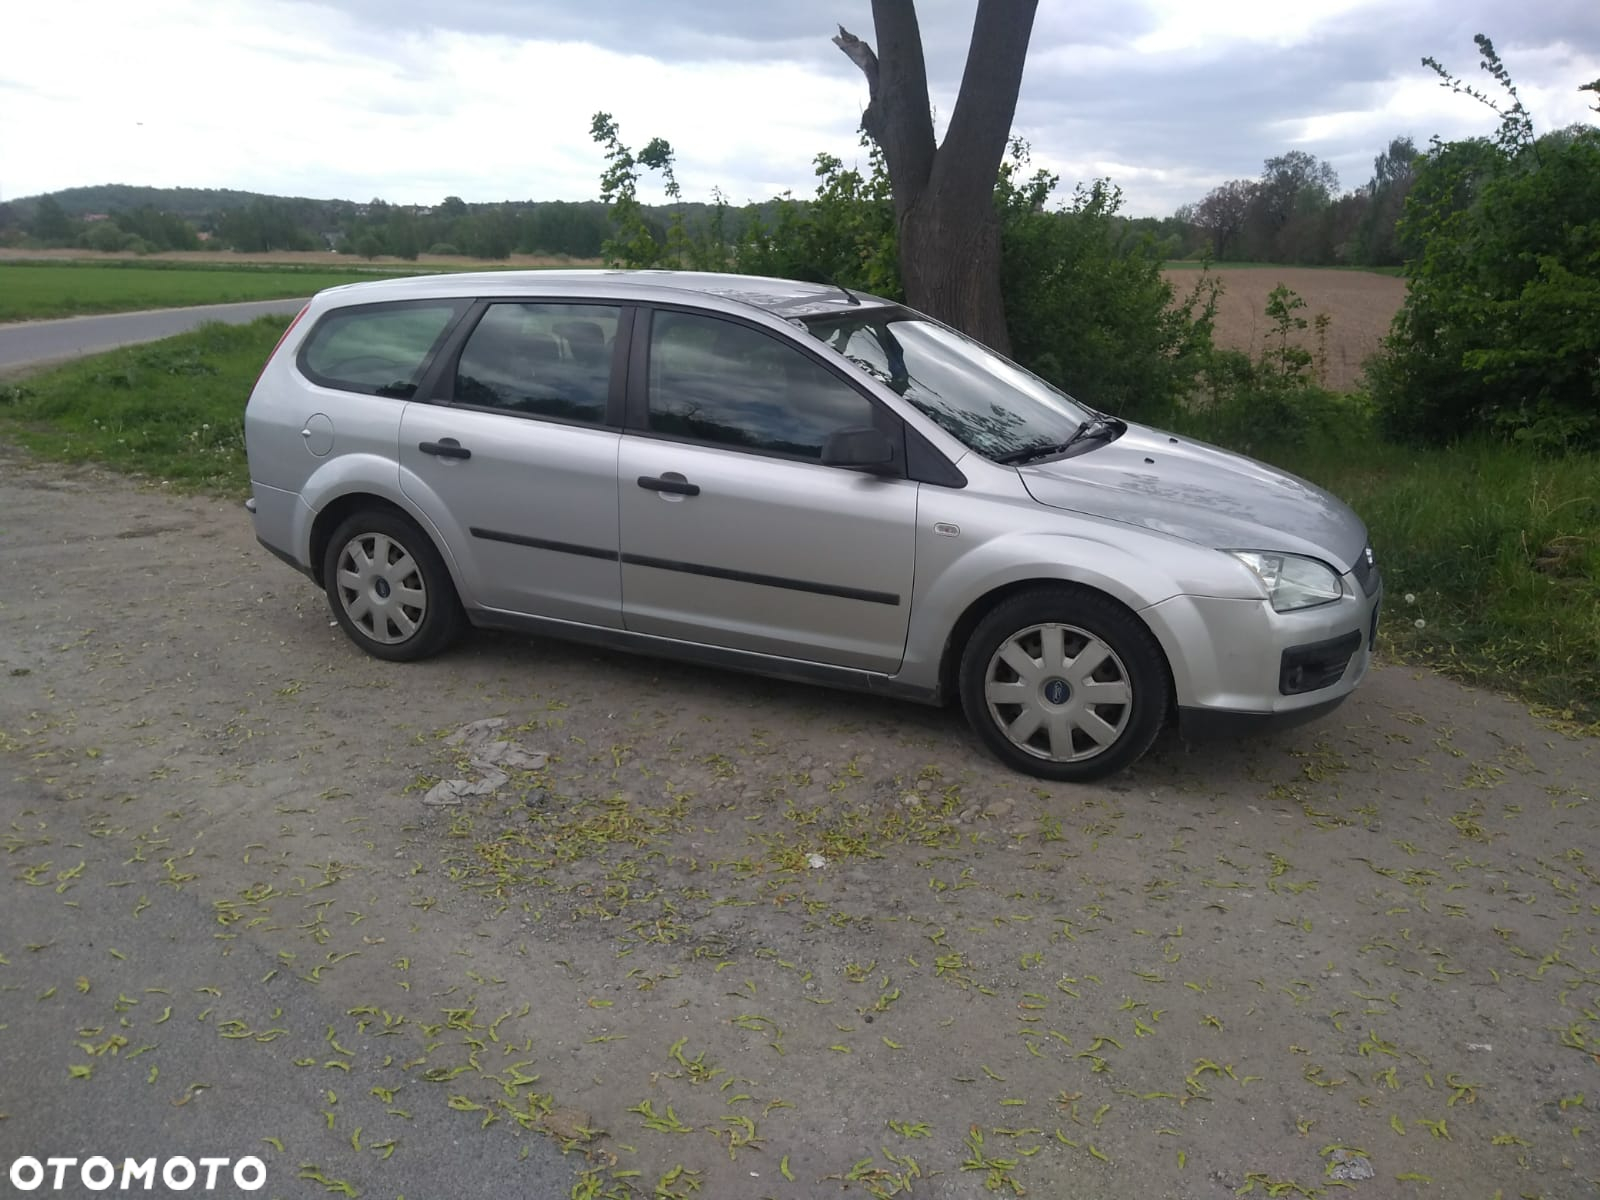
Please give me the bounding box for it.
[1280,631,1362,695]
[1351,544,1381,597]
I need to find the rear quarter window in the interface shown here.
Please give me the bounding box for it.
[298,301,466,397]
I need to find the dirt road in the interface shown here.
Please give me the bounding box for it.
[1,449,1595,1199]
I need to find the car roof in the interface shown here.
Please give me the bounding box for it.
[317,269,898,321]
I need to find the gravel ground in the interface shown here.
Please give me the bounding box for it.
[1,446,1596,1199]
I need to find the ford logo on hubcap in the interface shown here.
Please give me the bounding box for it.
[1043,678,1071,705]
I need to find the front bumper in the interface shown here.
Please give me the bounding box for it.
[1176,695,1348,740]
[1143,567,1382,727]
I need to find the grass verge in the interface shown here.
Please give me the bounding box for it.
[3,321,1595,722]
[1229,435,1599,725]
[0,316,288,490]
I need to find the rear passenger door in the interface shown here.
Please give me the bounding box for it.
[399,301,629,627]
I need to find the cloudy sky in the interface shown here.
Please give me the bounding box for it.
[4,0,1596,217]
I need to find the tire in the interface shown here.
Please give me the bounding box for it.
[322,510,463,662]
[958,586,1169,782]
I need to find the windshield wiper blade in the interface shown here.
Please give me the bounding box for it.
[993,440,1075,465]
[994,416,1122,465]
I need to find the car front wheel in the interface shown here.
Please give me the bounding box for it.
[322,510,462,662]
[959,587,1169,781]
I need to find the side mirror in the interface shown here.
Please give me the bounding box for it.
[821,426,896,473]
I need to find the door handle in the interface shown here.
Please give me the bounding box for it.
[637,474,699,497]
[419,438,471,460]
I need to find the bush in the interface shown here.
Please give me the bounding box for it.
[1369,40,1600,451]
[427,242,460,257]
[80,221,136,253]
[1174,285,1376,454]
[735,148,899,298]
[998,161,1216,424]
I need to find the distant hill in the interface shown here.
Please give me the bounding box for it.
[3,184,777,232]
[10,184,334,221]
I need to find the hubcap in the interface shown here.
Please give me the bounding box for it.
[984,623,1133,762]
[334,532,427,645]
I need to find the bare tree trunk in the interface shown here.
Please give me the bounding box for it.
[835,0,1037,354]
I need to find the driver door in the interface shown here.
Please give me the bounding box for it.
[617,308,918,674]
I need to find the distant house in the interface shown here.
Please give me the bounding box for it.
[81,213,111,223]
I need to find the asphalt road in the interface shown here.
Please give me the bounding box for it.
[0,299,308,374]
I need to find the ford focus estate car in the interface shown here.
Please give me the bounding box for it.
[244,271,1381,781]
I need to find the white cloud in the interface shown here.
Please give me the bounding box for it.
[1131,0,1386,55]
[3,0,1595,218]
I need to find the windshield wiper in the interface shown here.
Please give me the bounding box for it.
[993,415,1123,465]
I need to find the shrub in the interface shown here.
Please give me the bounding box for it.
[1369,39,1600,450]
[1175,284,1375,454]
[80,221,136,253]
[998,156,1216,424]
[736,147,899,298]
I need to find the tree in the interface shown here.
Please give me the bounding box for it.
[1354,136,1420,265]
[1251,151,1339,260]
[1257,151,1340,225]
[1193,180,1255,259]
[590,112,680,267]
[30,197,78,244]
[833,0,1038,353]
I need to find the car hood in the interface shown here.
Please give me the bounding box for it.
[1018,423,1368,570]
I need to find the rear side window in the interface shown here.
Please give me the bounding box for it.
[299,301,464,397]
[453,302,620,425]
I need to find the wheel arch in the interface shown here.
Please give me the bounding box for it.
[311,493,439,588]
[936,579,1177,720]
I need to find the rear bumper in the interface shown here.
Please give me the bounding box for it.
[247,485,315,579]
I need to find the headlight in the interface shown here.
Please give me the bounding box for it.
[1226,551,1343,611]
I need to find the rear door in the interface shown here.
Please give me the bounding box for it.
[617,307,918,674]
[398,301,629,627]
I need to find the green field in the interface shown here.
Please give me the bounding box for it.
[0,261,433,322]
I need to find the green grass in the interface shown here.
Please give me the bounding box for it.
[0,261,429,322]
[1263,438,1600,725]
[0,316,288,490]
[2,320,1595,724]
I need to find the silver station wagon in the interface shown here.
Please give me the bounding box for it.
[244,271,1381,781]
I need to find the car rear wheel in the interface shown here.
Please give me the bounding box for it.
[322,510,462,662]
[958,587,1168,781]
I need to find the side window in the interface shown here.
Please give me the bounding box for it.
[299,302,463,397]
[647,311,877,460]
[453,303,620,425]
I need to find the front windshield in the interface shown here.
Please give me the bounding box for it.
[803,311,1091,460]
